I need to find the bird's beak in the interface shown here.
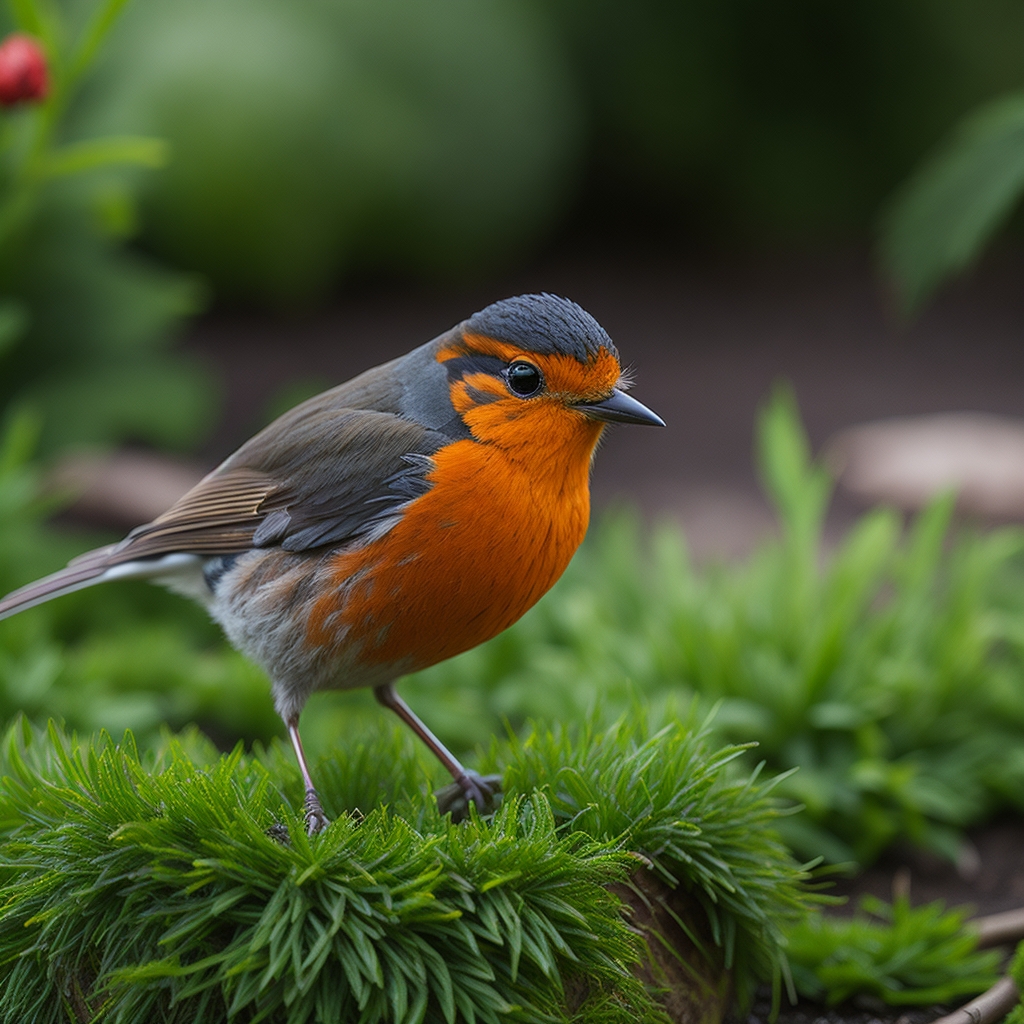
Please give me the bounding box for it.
[574,388,665,426]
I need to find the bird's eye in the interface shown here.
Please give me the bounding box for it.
[506,361,543,397]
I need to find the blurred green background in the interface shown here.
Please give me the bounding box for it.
[3,0,1024,879]
[5,0,1024,450]
[64,0,1024,305]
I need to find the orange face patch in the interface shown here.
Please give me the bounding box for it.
[437,334,622,456]
[439,334,622,403]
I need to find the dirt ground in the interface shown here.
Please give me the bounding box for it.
[831,816,1024,919]
[737,991,955,1024]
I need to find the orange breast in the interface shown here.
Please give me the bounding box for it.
[306,413,604,672]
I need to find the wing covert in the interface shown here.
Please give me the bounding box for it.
[104,408,445,565]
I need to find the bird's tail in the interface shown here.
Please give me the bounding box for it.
[0,547,202,622]
[0,546,121,621]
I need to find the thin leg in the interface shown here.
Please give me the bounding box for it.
[287,716,330,835]
[374,683,501,820]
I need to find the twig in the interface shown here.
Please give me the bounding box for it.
[930,977,1020,1024]
[971,908,1024,950]
[925,907,1024,1024]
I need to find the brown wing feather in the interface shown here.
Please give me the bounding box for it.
[150,469,271,523]
[0,548,116,620]
[111,468,280,561]
[0,471,279,621]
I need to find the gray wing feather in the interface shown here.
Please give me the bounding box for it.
[118,407,448,560]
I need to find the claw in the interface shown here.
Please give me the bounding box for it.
[304,787,330,836]
[435,771,502,822]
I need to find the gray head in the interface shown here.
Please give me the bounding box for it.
[464,293,618,364]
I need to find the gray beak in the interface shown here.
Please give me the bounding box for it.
[574,388,665,426]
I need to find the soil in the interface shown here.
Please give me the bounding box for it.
[832,816,1024,920]
[737,991,955,1024]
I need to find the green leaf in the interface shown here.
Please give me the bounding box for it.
[880,92,1024,313]
[757,383,831,548]
[45,136,169,178]
[785,896,1001,1007]
[65,0,134,88]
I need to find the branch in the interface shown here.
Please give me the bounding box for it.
[930,977,1020,1024]
[971,907,1024,949]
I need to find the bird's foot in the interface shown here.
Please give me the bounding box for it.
[435,771,502,822]
[304,787,330,836]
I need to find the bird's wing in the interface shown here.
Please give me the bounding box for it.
[0,408,448,621]
[114,407,448,561]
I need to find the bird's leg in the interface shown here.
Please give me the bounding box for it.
[286,716,330,835]
[373,683,501,821]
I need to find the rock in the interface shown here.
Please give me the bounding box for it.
[826,414,1024,519]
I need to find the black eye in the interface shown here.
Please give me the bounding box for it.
[506,361,543,397]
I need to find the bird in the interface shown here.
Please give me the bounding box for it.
[0,293,663,832]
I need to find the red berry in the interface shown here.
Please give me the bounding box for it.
[0,34,48,107]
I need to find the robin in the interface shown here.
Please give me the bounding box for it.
[0,294,663,831]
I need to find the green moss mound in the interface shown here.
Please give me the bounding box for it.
[0,714,811,1023]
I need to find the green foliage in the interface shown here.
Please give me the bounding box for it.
[0,713,814,1022]
[71,0,581,305]
[785,895,1001,1007]
[484,713,812,1009]
[880,92,1024,312]
[0,0,213,454]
